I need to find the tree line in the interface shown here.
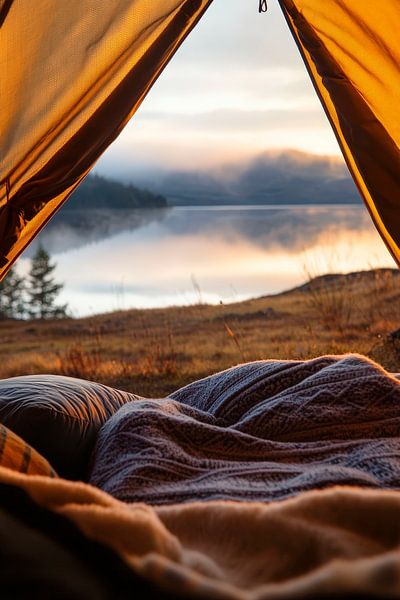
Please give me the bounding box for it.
[0,246,68,320]
[64,174,167,210]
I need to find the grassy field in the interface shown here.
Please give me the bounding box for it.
[0,268,399,397]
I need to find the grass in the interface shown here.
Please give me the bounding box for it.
[0,267,399,397]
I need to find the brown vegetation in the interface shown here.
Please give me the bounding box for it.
[0,268,399,397]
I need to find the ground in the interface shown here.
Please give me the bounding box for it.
[0,268,399,397]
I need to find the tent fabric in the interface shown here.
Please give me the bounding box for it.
[278,0,400,265]
[0,1,399,278]
[0,0,211,279]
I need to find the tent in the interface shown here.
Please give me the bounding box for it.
[1,6,400,596]
[0,0,399,276]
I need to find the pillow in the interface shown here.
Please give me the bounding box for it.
[0,422,57,477]
[0,375,139,480]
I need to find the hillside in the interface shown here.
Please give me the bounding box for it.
[138,150,361,206]
[0,268,398,397]
[65,174,167,210]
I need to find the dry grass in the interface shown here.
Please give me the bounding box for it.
[302,273,354,333]
[0,268,399,396]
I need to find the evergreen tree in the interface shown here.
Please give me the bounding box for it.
[0,268,26,319]
[27,245,67,319]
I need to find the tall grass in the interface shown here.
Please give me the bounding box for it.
[56,321,178,385]
[303,271,354,333]
[223,320,247,362]
[191,274,204,305]
[56,343,103,380]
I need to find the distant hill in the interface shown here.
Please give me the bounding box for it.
[65,174,167,210]
[137,150,361,206]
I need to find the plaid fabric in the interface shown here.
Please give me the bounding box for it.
[0,424,57,477]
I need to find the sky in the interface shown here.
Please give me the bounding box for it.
[95,0,342,179]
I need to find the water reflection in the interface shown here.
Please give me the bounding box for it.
[19,206,396,316]
[24,208,169,256]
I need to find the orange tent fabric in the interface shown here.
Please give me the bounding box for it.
[278,0,400,265]
[0,0,211,278]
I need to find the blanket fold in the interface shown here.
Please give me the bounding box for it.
[1,467,400,599]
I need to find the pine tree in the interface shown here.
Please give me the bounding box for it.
[27,245,67,319]
[0,268,26,319]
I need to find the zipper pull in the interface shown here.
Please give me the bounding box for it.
[259,0,268,12]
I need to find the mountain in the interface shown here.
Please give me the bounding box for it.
[65,174,167,210]
[136,150,361,206]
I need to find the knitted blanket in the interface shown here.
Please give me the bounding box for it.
[89,354,400,504]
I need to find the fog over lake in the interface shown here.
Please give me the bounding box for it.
[19,206,396,317]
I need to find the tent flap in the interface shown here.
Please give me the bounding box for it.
[0,0,211,279]
[278,0,400,265]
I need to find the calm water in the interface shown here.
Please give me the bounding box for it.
[19,205,396,317]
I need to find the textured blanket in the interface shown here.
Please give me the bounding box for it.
[2,467,400,599]
[89,354,400,504]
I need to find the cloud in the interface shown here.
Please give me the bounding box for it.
[96,0,340,175]
[138,106,327,133]
[138,65,318,116]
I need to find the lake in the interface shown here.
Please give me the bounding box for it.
[19,205,396,317]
